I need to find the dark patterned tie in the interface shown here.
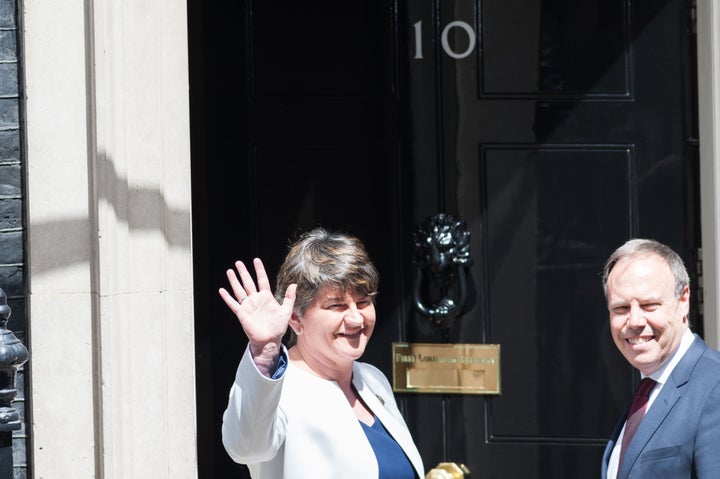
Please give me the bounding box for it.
[618,377,657,475]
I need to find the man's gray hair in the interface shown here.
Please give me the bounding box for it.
[602,238,689,298]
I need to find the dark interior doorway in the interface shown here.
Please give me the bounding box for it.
[187,2,413,477]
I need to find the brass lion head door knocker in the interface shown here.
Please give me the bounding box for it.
[412,213,473,332]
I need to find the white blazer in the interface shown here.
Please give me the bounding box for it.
[222,346,425,478]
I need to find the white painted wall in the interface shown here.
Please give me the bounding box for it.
[23,0,197,477]
[698,0,720,350]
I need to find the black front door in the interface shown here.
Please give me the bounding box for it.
[188,0,700,477]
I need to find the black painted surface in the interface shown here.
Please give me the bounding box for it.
[188,0,700,477]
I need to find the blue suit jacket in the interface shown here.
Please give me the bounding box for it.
[601,334,720,478]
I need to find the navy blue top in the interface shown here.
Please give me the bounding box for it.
[361,417,417,479]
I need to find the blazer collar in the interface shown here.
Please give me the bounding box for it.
[352,364,425,479]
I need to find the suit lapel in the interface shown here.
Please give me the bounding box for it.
[353,373,408,449]
[618,335,707,478]
[618,382,680,478]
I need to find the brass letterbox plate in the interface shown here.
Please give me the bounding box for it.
[392,343,501,394]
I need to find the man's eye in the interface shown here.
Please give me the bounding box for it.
[643,303,660,311]
[613,306,629,314]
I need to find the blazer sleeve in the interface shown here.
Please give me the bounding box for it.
[221,345,288,464]
[693,379,720,476]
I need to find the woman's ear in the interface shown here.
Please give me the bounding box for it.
[289,313,302,335]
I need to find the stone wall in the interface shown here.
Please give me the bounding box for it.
[0,0,28,477]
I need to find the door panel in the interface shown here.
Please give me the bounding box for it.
[404,0,698,477]
[188,0,699,477]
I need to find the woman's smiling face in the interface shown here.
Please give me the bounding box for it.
[606,253,689,376]
[293,285,376,369]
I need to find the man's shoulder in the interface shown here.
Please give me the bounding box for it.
[692,334,720,361]
[698,342,720,373]
[684,336,720,382]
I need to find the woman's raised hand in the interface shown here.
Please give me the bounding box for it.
[218,258,296,375]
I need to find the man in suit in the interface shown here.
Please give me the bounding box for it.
[601,239,720,479]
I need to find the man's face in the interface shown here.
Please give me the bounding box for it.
[606,253,689,376]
